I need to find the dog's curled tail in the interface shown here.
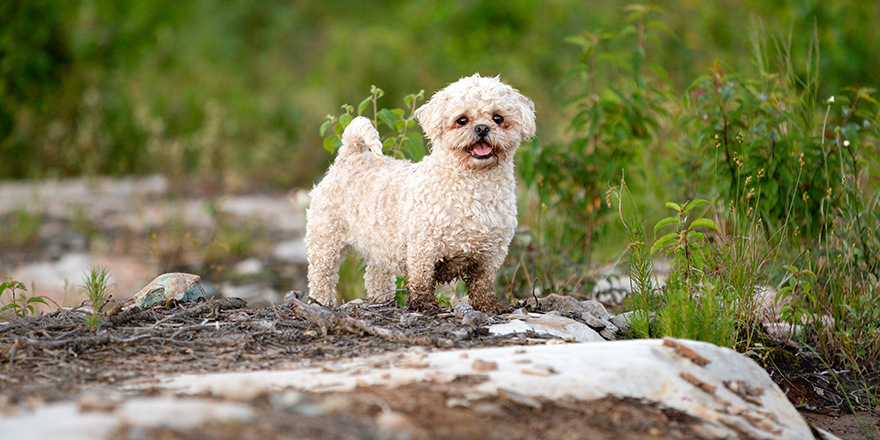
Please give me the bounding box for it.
[339,116,384,158]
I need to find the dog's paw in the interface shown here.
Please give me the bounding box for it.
[405,293,440,313]
[470,296,512,316]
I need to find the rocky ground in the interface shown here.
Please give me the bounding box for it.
[1,176,878,439]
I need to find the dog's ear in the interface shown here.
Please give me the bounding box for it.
[516,95,537,141]
[415,94,445,141]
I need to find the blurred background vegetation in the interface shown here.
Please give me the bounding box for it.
[3,0,878,189]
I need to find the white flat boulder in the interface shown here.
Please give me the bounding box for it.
[150,338,813,439]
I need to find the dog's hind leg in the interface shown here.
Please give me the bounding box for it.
[364,263,396,301]
[305,229,349,306]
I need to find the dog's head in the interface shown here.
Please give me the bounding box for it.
[415,74,536,170]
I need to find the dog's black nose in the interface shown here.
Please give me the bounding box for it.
[474,124,490,137]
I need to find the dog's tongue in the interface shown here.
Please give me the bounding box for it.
[472,142,492,156]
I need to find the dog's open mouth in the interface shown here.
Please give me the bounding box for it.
[468,141,494,159]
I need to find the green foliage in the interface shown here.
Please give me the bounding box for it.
[775,265,817,328]
[618,193,742,348]
[80,266,112,331]
[336,252,367,304]
[613,180,657,339]
[320,86,426,161]
[0,276,47,318]
[6,1,878,190]
[515,5,879,375]
[520,5,669,268]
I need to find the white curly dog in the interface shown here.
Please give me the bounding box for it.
[305,74,536,313]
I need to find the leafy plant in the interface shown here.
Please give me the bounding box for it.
[80,266,112,331]
[651,199,717,291]
[1,276,47,318]
[775,265,817,328]
[320,86,426,161]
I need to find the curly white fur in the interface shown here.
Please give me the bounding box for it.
[305,74,536,313]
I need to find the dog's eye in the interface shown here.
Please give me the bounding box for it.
[456,116,468,126]
[492,114,504,124]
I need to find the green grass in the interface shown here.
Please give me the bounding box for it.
[80,266,112,331]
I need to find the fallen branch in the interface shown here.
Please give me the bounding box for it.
[153,297,248,325]
[285,294,454,348]
[22,332,153,350]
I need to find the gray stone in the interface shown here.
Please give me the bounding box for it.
[399,313,421,327]
[489,313,605,342]
[580,299,612,321]
[462,310,489,327]
[131,273,207,308]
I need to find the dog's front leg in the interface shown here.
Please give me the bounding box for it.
[466,261,511,315]
[404,255,440,312]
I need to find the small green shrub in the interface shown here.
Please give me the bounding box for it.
[0,276,47,318]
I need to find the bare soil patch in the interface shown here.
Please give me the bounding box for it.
[0,298,536,404]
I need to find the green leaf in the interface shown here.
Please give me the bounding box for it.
[319,120,332,137]
[783,265,798,273]
[665,202,681,212]
[688,218,718,231]
[688,231,705,242]
[683,199,709,216]
[401,138,425,162]
[650,232,679,255]
[339,113,353,128]
[653,216,678,235]
[323,137,338,154]
[26,296,47,306]
[378,108,397,129]
[357,97,373,116]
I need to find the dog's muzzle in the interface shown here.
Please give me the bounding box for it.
[469,124,493,159]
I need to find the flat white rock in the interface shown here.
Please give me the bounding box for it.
[150,339,813,439]
[0,397,252,440]
[488,313,605,342]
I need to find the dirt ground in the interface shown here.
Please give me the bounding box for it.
[1,297,878,439]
